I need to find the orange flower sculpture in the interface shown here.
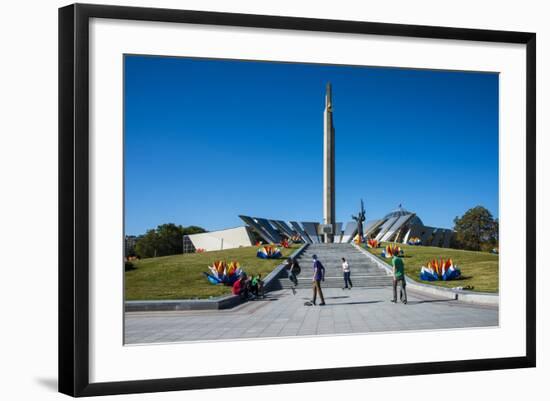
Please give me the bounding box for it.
[210,260,227,276]
[204,260,243,285]
[382,244,403,258]
[420,258,461,281]
[257,245,282,259]
[354,234,364,244]
[427,258,453,276]
[226,261,240,276]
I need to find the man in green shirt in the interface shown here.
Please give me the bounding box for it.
[391,255,407,304]
[251,274,264,298]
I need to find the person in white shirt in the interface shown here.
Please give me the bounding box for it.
[342,257,352,290]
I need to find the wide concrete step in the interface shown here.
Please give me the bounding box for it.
[297,253,373,259]
[267,243,392,290]
[296,266,384,271]
[300,247,358,251]
[298,253,368,258]
[292,272,391,278]
[310,242,358,248]
[301,250,357,253]
[297,260,376,266]
[298,260,378,263]
[284,277,392,283]
[279,276,393,289]
[295,270,387,277]
[299,250,365,253]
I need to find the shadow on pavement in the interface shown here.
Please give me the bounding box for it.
[405,299,454,305]
[251,296,279,302]
[329,300,383,306]
[299,296,350,301]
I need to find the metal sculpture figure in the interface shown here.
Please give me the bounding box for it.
[352,199,366,241]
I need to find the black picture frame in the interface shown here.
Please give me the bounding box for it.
[59,3,536,397]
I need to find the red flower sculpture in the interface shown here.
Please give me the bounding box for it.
[367,239,378,248]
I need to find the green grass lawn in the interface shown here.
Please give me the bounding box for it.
[366,242,499,293]
[125,245,299,300]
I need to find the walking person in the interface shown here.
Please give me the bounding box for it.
[391,254,407,304]
[342,257,352,289]
[305,254,325,306]
[285,257,300,295]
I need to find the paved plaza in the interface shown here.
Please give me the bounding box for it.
[124,286,498,345]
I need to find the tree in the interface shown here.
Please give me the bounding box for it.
[134,223,207,258]
[182,225,207,235]
[491,218,499,243]
[134,229,159,258]
[453,206,498,251]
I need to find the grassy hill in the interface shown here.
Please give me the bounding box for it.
[366,242,499,293]
[125,244,299,300]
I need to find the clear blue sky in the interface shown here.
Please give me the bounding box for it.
[124,55,499,235]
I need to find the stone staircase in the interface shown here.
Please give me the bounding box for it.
[279,243,393,289]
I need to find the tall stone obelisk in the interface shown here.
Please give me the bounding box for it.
[323,83,336,243]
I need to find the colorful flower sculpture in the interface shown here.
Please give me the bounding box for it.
[280,239,290,248]
[203,260,243,285]
[420,258,461,281]
[256,245,282,259]
[367,239,379,248]
[291,235,301,242]
[407,237,421,246]
[354,234,364,244]
[381,244,404,258]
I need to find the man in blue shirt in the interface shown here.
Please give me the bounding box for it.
[305,254,326,306]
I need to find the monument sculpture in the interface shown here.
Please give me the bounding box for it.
[352,199,366,242]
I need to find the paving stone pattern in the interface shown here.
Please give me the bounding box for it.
[125,243,498,344]
[125,287,498,344]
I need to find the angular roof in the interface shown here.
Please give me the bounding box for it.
[383,205,412,219]
[383,205,424,226]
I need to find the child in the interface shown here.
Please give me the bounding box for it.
[251,274,264,298]
[342,257,352,289]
